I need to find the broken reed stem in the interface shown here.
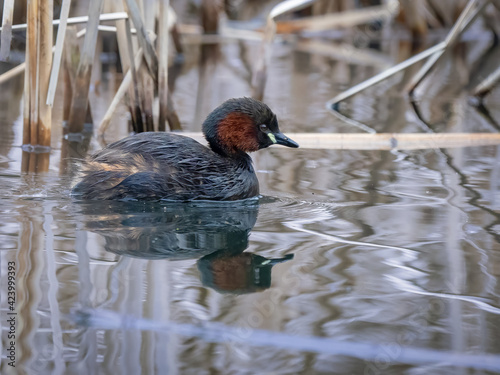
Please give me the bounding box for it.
[472,65,500,98]
[407,0,488,94]
[66,0,104,133]
[46,0,71,106]
[327,41,446,106]
[158,0,170,131]
[0,62,24,85]
[0,0,15,60]
[180,132,500,150]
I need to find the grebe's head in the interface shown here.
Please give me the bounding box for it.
[202,97,299,157]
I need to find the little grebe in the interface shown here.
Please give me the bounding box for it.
[72,97,298,201]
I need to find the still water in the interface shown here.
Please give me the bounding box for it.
[1,35,500,375]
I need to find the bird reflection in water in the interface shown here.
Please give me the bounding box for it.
[76,199,293,294]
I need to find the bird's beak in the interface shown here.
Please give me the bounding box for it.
[268,132,299,148]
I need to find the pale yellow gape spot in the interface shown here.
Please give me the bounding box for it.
[268,133,277,144]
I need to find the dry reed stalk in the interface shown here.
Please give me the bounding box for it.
[407,0,488,94]
[182,28,263,43]
[63,26,79,122]
[177,23,203,35]
[98,48,145,140]
[125,18,144,132]
[0,61,25,84]
[143,0,156,29]
[251,0,317,100]
[140,65,155,131]
[63,64,72,122]
[201,0,220,34]
[64,28,95,125]
[171,23,183,54]
[66,0,104,133]
[46,0,71,106]
[276,3,398,33]
[327,41,446,106]
[76,21,263,43]
[180,132,500,150]
[113,14,130,73]
[143,0,157,132]
[295,40,391,67]
[111,1,141,132]
[166,95,182,130]
[472,65,500,98]
[427,0,469,26]
[492,0,500,10]
[124,0,158,81]
[312,0,338,14]
[7,11,128,31]
[399,0,428,40]
[22,4,31,148]
[0,0,15,60]
[158,0,170,131]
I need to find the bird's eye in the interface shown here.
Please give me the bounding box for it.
[260,124,269,132]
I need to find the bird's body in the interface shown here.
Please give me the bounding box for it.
[72,98,298,201]
[72,132,258,200]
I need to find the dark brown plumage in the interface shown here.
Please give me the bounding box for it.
[72,97,298,201]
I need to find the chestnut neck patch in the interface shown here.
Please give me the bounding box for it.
[216,112,259,155]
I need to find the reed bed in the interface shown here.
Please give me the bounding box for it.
[0,0,499,172]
